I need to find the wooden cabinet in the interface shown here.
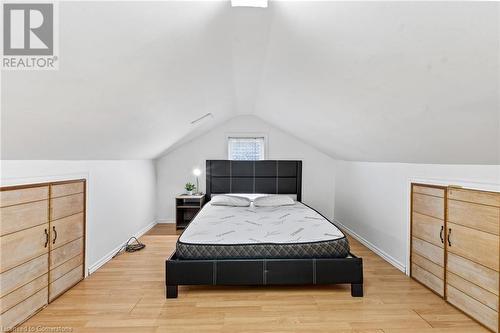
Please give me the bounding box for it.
[411,184,446,296]
[410,183,500,332]
[0,180,86,331]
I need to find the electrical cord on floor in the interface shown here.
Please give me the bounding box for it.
[112,236,146,258]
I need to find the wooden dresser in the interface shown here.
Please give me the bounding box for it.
[411,183,499,332]
[0,180,86,330]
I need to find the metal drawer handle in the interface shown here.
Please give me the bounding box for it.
[447,228,452,247]
[44,228,49,248]
[439,226,444,244]
[52,226,58,244]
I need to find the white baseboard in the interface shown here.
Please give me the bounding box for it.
[334,219,406,273]
[87,220,157,275]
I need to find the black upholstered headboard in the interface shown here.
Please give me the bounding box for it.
[206,160,302,201]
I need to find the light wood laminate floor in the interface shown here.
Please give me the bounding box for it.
[17,224,489,333]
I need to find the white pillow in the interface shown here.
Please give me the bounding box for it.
[254,195,295,207]
[224,193,268,201]
[210,195,251,207]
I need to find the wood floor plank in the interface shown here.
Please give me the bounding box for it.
[15,225,488,333]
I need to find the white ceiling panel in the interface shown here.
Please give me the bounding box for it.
[2,1,498,163]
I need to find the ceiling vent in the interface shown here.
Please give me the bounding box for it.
[190,113,213,125]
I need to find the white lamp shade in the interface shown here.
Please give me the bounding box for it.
[193,168,201,177]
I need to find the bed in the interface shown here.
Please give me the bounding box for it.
[177,201,350,259]
[165,160,363,298]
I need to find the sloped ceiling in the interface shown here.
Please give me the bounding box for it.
[2,1,499,163]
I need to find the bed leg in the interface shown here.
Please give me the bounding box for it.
[166,285,178,298]
[351,283,363,297]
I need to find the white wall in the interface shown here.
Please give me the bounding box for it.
[156,115,336,221]
[334,160,500,272]
[0,160,156,274]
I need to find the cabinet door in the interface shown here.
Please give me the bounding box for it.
[446,187,499,332]
[0,186,49,330]
[48,182,85,302]
[411,184,446,297]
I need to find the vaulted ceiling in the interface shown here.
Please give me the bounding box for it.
[2,1,499,163]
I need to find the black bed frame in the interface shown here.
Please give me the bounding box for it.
[165,160,363,298]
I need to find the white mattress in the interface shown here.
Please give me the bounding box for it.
[179,201,345,245]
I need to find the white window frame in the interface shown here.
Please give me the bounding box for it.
[226,133,268,161]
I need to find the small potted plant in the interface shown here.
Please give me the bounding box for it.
[185,182,196,195]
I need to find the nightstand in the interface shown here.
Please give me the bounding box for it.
[175,194,206,229]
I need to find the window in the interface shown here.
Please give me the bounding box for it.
[228,136,265,160]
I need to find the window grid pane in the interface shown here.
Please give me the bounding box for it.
[228,137,265,161]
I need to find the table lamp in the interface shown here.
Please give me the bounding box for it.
[193,168,201,194]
